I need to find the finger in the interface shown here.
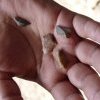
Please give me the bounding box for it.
[0,72,23,100]
[54,8,80,55]
[51,80,83,100]
[68,63,100,100]
[52,45,79,74]
[73,14,100,44]
[0,0,32,19]
[40,54,83,100]
[75,40,100,73]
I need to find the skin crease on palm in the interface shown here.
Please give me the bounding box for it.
[0,0,100,100]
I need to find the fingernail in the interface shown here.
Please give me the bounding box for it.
[14,16,31,27]
[53,49,68,73]
[59,49,68,68]
[56,25,72,38]
[42,34,57,54]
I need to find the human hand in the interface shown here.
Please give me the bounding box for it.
[0,0,99,100]
[67,15,100,100]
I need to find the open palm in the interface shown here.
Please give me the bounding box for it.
[1,0,96,100]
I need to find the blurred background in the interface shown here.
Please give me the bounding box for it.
[14,0,100,100]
